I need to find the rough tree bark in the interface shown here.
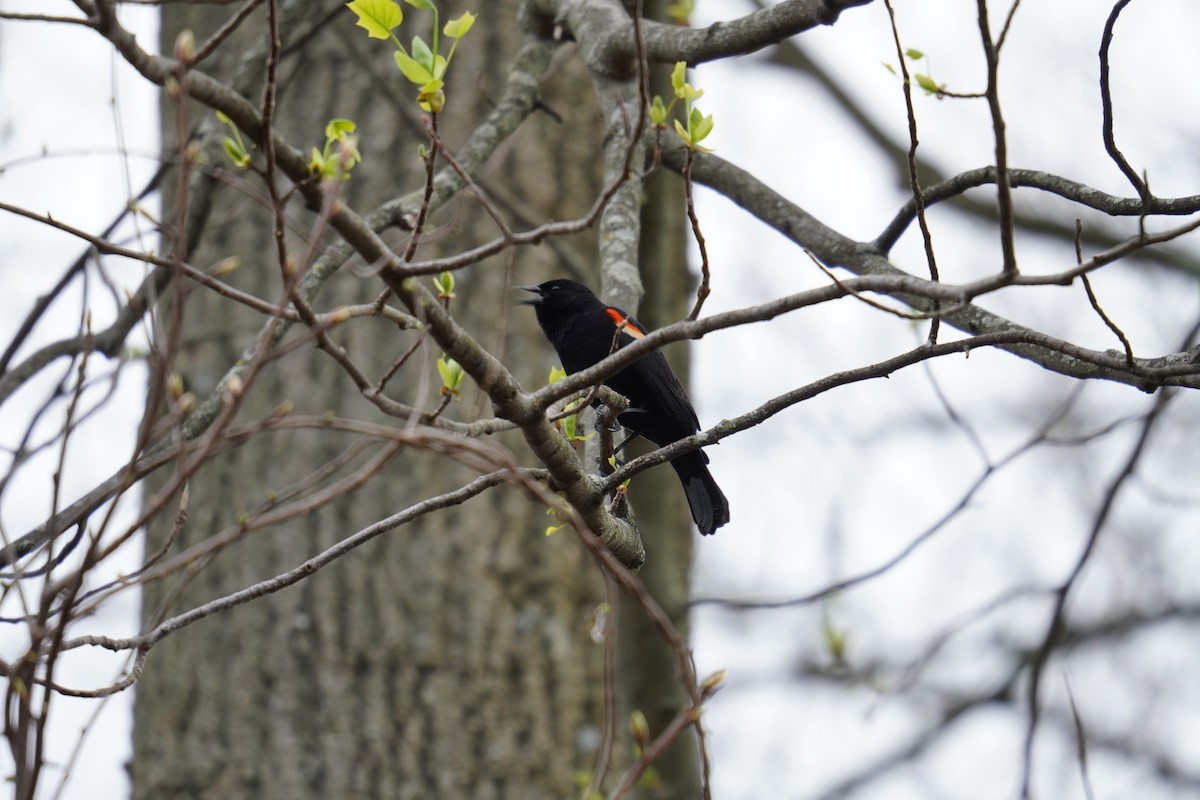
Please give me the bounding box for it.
[131,1,695,798]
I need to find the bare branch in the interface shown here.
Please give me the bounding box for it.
[1099,0,1150,204]
[527,0,874,69]
[62,466,514,656]
[1019,385,1177,798]
[977,0,1019,273]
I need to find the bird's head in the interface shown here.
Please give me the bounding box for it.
[514,279,600,312]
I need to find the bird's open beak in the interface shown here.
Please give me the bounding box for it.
[514,285,544,305]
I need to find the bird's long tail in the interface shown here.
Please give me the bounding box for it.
[672,451,730,535]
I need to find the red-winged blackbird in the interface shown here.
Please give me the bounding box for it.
[520,279,730,535]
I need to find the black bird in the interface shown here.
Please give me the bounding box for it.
[520,279,730,535]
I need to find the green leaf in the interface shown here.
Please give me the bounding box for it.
[433,270,455,298]
[394,49,432,84]
[914,73,940,94]
[411,35,435,75]
[309,145,326,174]
[346,0,403,39]
[670,61,688,99]
[437,354,464,393]
[904,47,925,60]
[325,118,356,141]
[689,107,713,143]
[670,61,703,102]
[881,61,897,75]
[432,53,448,79]
[548,366,567,384]
[224,137,250,168]
[215,110,250,167]
[649,95,667,126]
[630,709,650,747]
[673,118,690,145]
[405,0,434,8]
[417,79,445,112]
[443,11,476,39]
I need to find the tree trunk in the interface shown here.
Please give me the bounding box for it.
[613,2,701,792]
[131,2,661,798]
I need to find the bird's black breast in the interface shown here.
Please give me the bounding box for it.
[543,308,625,374]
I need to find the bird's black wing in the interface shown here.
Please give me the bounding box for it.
[605,308,702,439]
[630,350,701,432]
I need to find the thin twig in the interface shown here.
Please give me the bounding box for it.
[883,0,942,340]
[977,0,1019,274]
[1098,0,1150,205]
[683,150,712,320]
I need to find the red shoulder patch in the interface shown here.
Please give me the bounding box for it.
[605,307,647,339]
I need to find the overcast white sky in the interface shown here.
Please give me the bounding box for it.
[2,1,1200,798]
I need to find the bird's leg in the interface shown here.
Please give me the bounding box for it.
[593,388,633,473]
[594,411,620,476]
[594,403,623,433]
[593,412,644,459]
[611,431,642,459]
